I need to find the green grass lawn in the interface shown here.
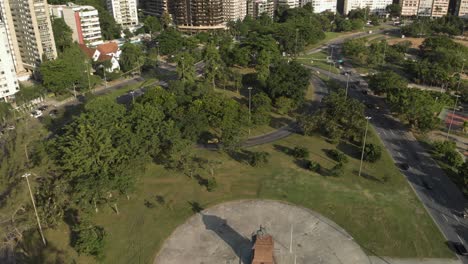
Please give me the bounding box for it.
[296,51,341,74]
[41,128,452,263]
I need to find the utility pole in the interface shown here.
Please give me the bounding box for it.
[345,73,350,98]
[22,173,46,246]
[359,116,372,177]
[446,95,461,141]
[248,87,253,135]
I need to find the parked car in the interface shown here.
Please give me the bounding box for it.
[38,105,48,111]
[453,242,468,256]
[31,110,43,118]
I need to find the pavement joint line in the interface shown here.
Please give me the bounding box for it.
[443,214,449,222]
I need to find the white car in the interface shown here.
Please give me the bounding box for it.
[31,110,43,118]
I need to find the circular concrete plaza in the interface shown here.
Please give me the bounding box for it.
[154,200,370,264]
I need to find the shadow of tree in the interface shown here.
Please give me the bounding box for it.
[188,201,204,213]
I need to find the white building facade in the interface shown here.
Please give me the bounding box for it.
[344,0,393,15]
[107,0,139,29]
[0,21,19,101]
[223,0,247,22]
[310,0,337,13]
[247,0,275,18]
[50,4,103,46]
[456,0,468,18]
[278,0,300,9]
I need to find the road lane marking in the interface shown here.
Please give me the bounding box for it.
[454,214,461,223]
[457,234,464,244]
[442,214,449,222]
[381,130,387,136]
[390,130,396,136]
[397,152,403,158]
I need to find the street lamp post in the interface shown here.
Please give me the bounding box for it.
[22,173,46,246]
[345,73,350,98]
[248,87,253,135]
[446,94,461,141]
[99,65,108,88]
[358,116,372,177]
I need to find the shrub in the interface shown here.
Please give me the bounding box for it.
[292,147,309,159]
[72,222,106,258]
[432,140,463,167]
[363,143,382,162]
[206,177,217,192]
[327,149,348,163]
[249,151,270,167]
[305,160,321,173]
[330,162,344,177]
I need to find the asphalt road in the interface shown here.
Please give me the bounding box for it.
[309,58,468,262]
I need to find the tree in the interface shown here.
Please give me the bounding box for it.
[363,143,382,162]
[155,28,184,55]
[72,222,106,258]
[386,4,402,17]
[292,146,309,159]
[275,96,295,115]
[203,43,224,88]
[252,93,272,125]
[175,52,196,83]
[265,61,310,104]
[120,43,144,72]
[123,28,133,39]
[458,161,468,190]
[52,17,73,53]
[143,15,161,34]
[368,71,408,95]
[249,151,270,167]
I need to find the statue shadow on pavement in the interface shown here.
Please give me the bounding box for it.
[201,214,253,263]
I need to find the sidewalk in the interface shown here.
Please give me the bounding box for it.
[369,256,461,264]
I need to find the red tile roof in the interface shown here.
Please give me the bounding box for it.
[79,44,96,59]
[252,235,274,264]
[97,42,119,54]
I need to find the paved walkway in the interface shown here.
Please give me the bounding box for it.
[154,200,370,264]
[369,256,460,264]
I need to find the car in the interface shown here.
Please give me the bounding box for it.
[49,109,59,118]
[400,163,410,170]
[453,242,468,256]
[30,110,43,118]
[38,105,48,111]
[361,90,369,95]
[422,180,433,190]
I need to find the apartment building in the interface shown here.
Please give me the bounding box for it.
[277,0,300,8]
[223,0,247,22]
[247,0,275,18]
[401,0,420,16]
[0,21,19,102]
[401,0,450,17]
[140,0,169,17]
[455,0,468,18]
[310,0,337,13]
[50,3,103,46]
[1,0,57,73]
[170,0,225,32]
[107,0,139,28]
[343,0,393,15]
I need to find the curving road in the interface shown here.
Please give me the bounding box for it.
[310,57,467,262]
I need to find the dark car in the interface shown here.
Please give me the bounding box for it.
[422,180,433,190]
[38,105,48,111]
[453,242,468,256]
[400,163,410,170]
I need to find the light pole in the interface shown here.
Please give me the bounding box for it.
[248,86,253,135]
[446,94,461,141]
[345,73,350,98]
[99,65,108,88]
[359,116,372,177]
[130,91,135,103]
[22,173,46,246]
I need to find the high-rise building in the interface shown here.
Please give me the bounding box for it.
[455,0,468,18]
[0,21,19,102]
[1,0,57,73]
[343,0,393,15]
[401,0,420,16]
[401,0,450,16]
[223,0,247,22]
[277,0,300,9]
[309,0,337,13]
[140,0,169,17]
[247,0,275,18]
[107,0,139,28]
[50,3,103,46]
[170,0,225,32]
